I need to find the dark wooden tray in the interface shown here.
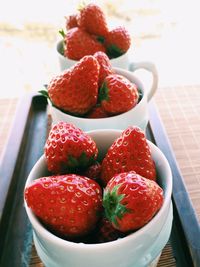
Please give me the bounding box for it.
[0,93,199,267]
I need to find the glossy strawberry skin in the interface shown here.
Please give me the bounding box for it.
[77,3,109,38]
[106,26,131,58]
[86,105,108,118]
[24,174,102,238]
[99,74,139,115]
[65,27,105,60]
[103,171,163,232]
[44,122,98,174]
[101,126,156,185]
[93,51,114,87]
[84,162,102,181]
[95,217,123,243]
[66,14,78,30]
[48,55,99,115]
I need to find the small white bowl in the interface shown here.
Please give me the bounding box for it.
[56,40,159,88]
[48,67,157,131]
[56,40,131,70]
[24,129,173,267]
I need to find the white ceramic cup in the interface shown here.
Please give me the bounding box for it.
[48,66,157,131]
[56,40,158,98]
[24,129,173,267]
[57,40,133,70]
[57,40,158,77]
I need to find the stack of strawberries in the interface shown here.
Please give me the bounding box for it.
[25,123,164,243]
[42,51,140,118]
[25,3,163,245]
[40,4,138,119]
[61,3,131,60]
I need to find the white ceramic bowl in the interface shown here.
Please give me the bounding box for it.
[57,40,131,70]
[49,67,157,131]
[56,39,158,91]
[24,129,173,267]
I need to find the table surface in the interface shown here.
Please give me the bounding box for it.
[0,84,200,267]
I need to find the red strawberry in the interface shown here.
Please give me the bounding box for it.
[65,14,78,30]
[44,122,98,174]
[103,171,163,232]
[77,3,109,38]
[95,217,123,243]
[84,162,102,181]
[48,55,99,115]
[93,51,114,87]
[65,27,105,60]
[105,26,131,58]
[24,174,102,238]
[86,105,108,118]
[99,74,139,115]
[100,126,156,185]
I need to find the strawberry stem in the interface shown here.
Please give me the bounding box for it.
[103,184,128,227]
[98,82,109,102]
[59,29,66,39]
[68,152,96,172]
[96,36,105,44]
[38,89,49,99]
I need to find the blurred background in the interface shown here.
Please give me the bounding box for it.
[1,0,200,98]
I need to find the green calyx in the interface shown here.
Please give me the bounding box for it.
[38,90,49,99]
[96,36,105,44]
[98,82,109,103]
[68,152,96,172]
[103,184,128,226]
[106,45,124,59]
[58,30,66,56]
[38,86,50,100]
[59,29,66,39]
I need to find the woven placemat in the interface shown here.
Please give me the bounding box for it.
[154,85,200,222]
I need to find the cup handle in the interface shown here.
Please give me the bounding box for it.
[129,61,158,101]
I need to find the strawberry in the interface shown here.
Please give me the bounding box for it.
[24,174,102,238]
[48,55,99,115]
[95,217,123,243]
[64,27,105,60]
[100,126,156,185]
[93,51,114,87]
[99,74,139,115]
[44,122,98,174]
[105,26,131,58]
[103,171,163,232]
[77,3,109,38]
[65,14,78,30]
[86,105,108,118]
[84,162,102,180]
